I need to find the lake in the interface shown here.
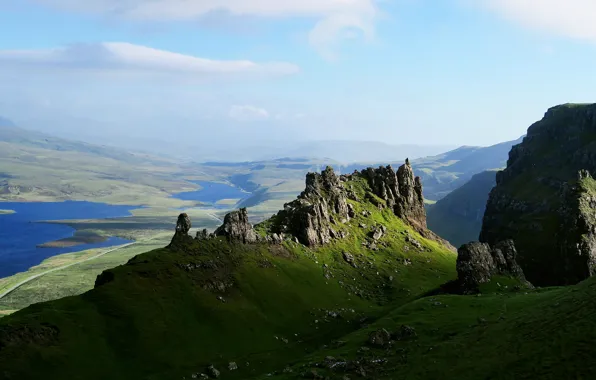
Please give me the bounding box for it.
[173,181,250,208]
[0,201,134,278]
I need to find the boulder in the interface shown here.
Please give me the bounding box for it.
[367,329,391,347]
[214,208,258,244]
[456,239,529,293]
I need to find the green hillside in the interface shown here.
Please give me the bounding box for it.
[1,154,595,380]
[0,171,457,379]
[427,170,497,247]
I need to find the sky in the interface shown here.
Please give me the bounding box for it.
[1,0,596,157]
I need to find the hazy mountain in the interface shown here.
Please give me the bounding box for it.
[412,136,524,200]
[427,170,497,247]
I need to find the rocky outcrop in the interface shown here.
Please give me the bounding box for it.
[266,166,351,246]
[481,104,596,286]
[169,213,194,247]
[256,160,451,248]
[361,159,427,231]
[456,240,528,293]
[214,208,258,244]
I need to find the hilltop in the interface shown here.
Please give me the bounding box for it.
[481,103,596,286]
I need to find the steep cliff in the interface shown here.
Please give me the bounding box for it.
[481,103,596,286]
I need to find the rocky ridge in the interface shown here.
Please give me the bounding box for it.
[169,160,453,251]
[481,103,596,286]
[256,160,450,248]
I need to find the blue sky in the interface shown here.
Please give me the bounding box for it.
[0,0,595,155]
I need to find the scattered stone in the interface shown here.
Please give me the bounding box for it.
[405,234,423,250]
[370,225,387,241]
[367,328,391,347]
[393,325,417,341]
[348,204,356,218]
[216,296,226,303]
[342,252,355,267]
[228,362,238,371]
[206,365,220,379]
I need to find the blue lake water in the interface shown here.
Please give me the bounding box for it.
[173,181,250,208]
[0,201,134,278]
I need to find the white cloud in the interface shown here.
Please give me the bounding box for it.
[482,0,596,42]
[0,42,299,79]
[29,0,379,56]
[229,105,270,121]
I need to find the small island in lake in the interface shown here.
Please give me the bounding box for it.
[37,230,108,248]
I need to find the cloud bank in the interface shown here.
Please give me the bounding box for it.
[484,0,596,42]
[0,42,299,79]
[229,105,270,121]
[30,0,379,55]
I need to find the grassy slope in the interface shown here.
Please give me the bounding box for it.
[427,170,497,247]
[0,210,225,316]
[0,233,172,315]
[0,180,457,380]
[264,276,596,380]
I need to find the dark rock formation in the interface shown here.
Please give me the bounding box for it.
[362,159,426,230]
[175,213,191,235]
[481,103,596,286]
[169,213,194,247]
[214,208,258,244]
[265,166,351,246]
[456,240,528,293]
[195,229,213,240]
[367,329,391,347]
[254,160,452,249]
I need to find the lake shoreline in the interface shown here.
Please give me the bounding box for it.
[36,231,109,248]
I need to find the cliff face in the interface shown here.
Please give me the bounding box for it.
[481,104,596,286]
